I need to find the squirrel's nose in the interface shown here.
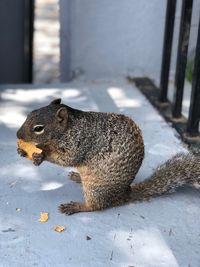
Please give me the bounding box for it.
[16,128,24,139]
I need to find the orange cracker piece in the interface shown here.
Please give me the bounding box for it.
[17,139,42,160]
[38,212,49,223]
[54,226,65,232]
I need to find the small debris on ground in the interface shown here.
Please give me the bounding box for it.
[169,228,173,236]
[110,250,114,260]
[86,235,91,240]
[38,212,49,223]
[16,208,21,212]
[9,179,21,188]
[54,226,65,232]
[2,228,15,233]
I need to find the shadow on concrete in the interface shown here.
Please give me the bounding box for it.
[0,81,199,267]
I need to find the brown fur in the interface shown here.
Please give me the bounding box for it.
[17,99,200,215]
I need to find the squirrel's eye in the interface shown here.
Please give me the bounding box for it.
[33,125,44,134]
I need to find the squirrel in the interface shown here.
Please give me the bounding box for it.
[17,98,200,215]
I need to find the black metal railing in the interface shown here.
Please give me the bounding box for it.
[187,16,200,137]
[172,0,193,118]
[159,0,177,103]
[161,0,200,139]
[130,0,200,147]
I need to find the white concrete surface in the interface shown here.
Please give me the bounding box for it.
[0,79,199,267]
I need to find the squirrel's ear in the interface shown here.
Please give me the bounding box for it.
[50,98,61,105]
[56,107,68,122]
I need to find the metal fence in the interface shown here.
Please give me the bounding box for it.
[131,0,200,147]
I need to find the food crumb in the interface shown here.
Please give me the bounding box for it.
[38,212,49,223]
[54,226,65,232]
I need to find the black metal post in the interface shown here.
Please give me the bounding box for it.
[23,0,34,83]
[172,0,193,118]
[187,18,200,136]
[159,0,177,103]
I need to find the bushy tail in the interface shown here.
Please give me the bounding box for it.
[130,153,200,201]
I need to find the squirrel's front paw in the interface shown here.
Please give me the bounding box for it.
[17,147,27,158]
[32,152,44,166]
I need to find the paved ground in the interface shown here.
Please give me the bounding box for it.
[0,79,199,267]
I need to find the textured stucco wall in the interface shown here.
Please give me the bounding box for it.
[60,0,200,82]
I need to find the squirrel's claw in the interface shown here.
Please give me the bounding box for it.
[32,152,44,166]
[58,201,82,215]
[17,147,27,158]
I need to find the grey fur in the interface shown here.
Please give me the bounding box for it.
[17,99,200,215]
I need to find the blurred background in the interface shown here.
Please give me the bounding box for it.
[0,0,199,84]
[0,0,199,141]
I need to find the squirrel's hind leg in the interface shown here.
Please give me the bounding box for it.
[58,185,131,216]
[58,201,93,215]
[80,179,131,213]
[59,180,131,215]
[59,165,132,215]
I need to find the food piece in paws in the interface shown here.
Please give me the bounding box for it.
[17,139,42,160]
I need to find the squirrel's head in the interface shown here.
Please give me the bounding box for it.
[16,98,69,144]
